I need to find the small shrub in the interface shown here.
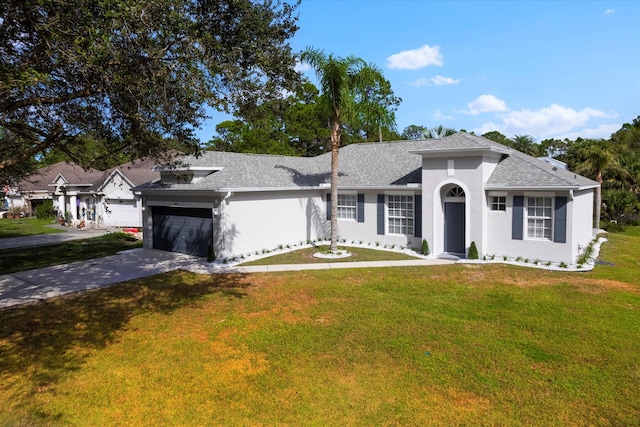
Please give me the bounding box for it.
[421,239,430,256]
[559,262,568,268]
[467,241,479,259]
[35,200,55,219]
[207,244,216,263]
[503,255,508,261]
[546,261,552,266]
[576,240,595,265]
[601,220,626,233]
[375,242,380,247]
[516,256,523,262]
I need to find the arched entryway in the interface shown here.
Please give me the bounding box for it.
[443,185,465,254]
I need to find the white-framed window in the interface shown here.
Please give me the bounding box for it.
[387,194,414,235]
[491,196,506,211]
[526,196,553,240]
[337,194,357,220]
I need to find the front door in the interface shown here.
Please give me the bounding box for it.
[444,202,465,254]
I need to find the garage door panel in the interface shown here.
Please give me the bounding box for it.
[103,200,138,227]
[152,207,213,257]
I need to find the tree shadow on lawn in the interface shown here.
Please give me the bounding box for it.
[0,270,251,410]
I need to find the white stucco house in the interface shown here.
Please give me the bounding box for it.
[7,159,159,227]
[137,133,599,264]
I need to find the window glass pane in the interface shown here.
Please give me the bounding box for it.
[387,195,414,235]
[337,194,356,219]
[526,197,553,240]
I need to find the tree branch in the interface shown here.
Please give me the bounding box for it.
[0,86,100,113]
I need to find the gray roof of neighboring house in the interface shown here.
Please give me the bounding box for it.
[18,162,107,192]
[18,159,161,193]
[136,133,598,192]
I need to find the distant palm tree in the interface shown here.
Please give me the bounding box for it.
[570,139,618,229]
[427,125,456,139]
[301,48,397,252]
[512,134,541,156]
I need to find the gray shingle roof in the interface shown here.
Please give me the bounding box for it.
[137,133,598,192]
[18,159,161,193]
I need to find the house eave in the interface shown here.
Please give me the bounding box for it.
[409,146,511,158]
[484,184,599,191]
[153,165,224,172]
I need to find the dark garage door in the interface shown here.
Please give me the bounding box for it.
[152,207,213,257]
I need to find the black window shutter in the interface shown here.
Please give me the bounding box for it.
[326,193,331,221]
[414,195,422,237]
[554,196,568,243]
[357,194,365,223]
[377,194,385,235]
[512,196,524,240]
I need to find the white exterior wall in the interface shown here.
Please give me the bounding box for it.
[219,190,325,258]
[421,155,500,256]
[329,190,423,250]
[486,192,574,264]
[100,173,143,227]
[570,189,596,261]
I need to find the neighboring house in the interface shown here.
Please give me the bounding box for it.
[7,159,159,227]
[137,133,599,264]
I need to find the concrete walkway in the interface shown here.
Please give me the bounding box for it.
[0,248,455,309]
[0,226,113,250]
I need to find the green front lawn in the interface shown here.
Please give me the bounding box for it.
[0,229,638,426]
[0,232,142,275]
[0,217,64,238]
[240,245,421,266]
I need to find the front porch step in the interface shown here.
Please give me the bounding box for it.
[437,253,463,261]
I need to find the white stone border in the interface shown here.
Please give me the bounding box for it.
[458,236,608,272]
[205,235,609,273]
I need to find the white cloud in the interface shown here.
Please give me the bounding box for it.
[386,44,443,70]
[294,62,311,72]
[555,123,620,140]
[430,75,460,86]
[408,75,460,87]
[408,78,430,88]
[433,110,453,120]
[464,95,509,115]
[472,103,615,139]
[604,8,615,15]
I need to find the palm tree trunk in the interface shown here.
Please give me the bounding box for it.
[330,118,340,252]
[595,170,602,229]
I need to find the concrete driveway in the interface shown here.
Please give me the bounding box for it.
[0,246,455,309]
[0,227,113,250]
[0,249,205,309]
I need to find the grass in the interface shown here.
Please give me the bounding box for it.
[0,217,64,238]
[240,245,420,266]
[0,228,638,426]
[0,232,142,275]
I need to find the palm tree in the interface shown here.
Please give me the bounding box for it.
[427,125,456,139]
[512,134,541,156]
[301,48,397,252]
[569,139,618,229]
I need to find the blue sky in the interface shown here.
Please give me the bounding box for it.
[197,0,640,144]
